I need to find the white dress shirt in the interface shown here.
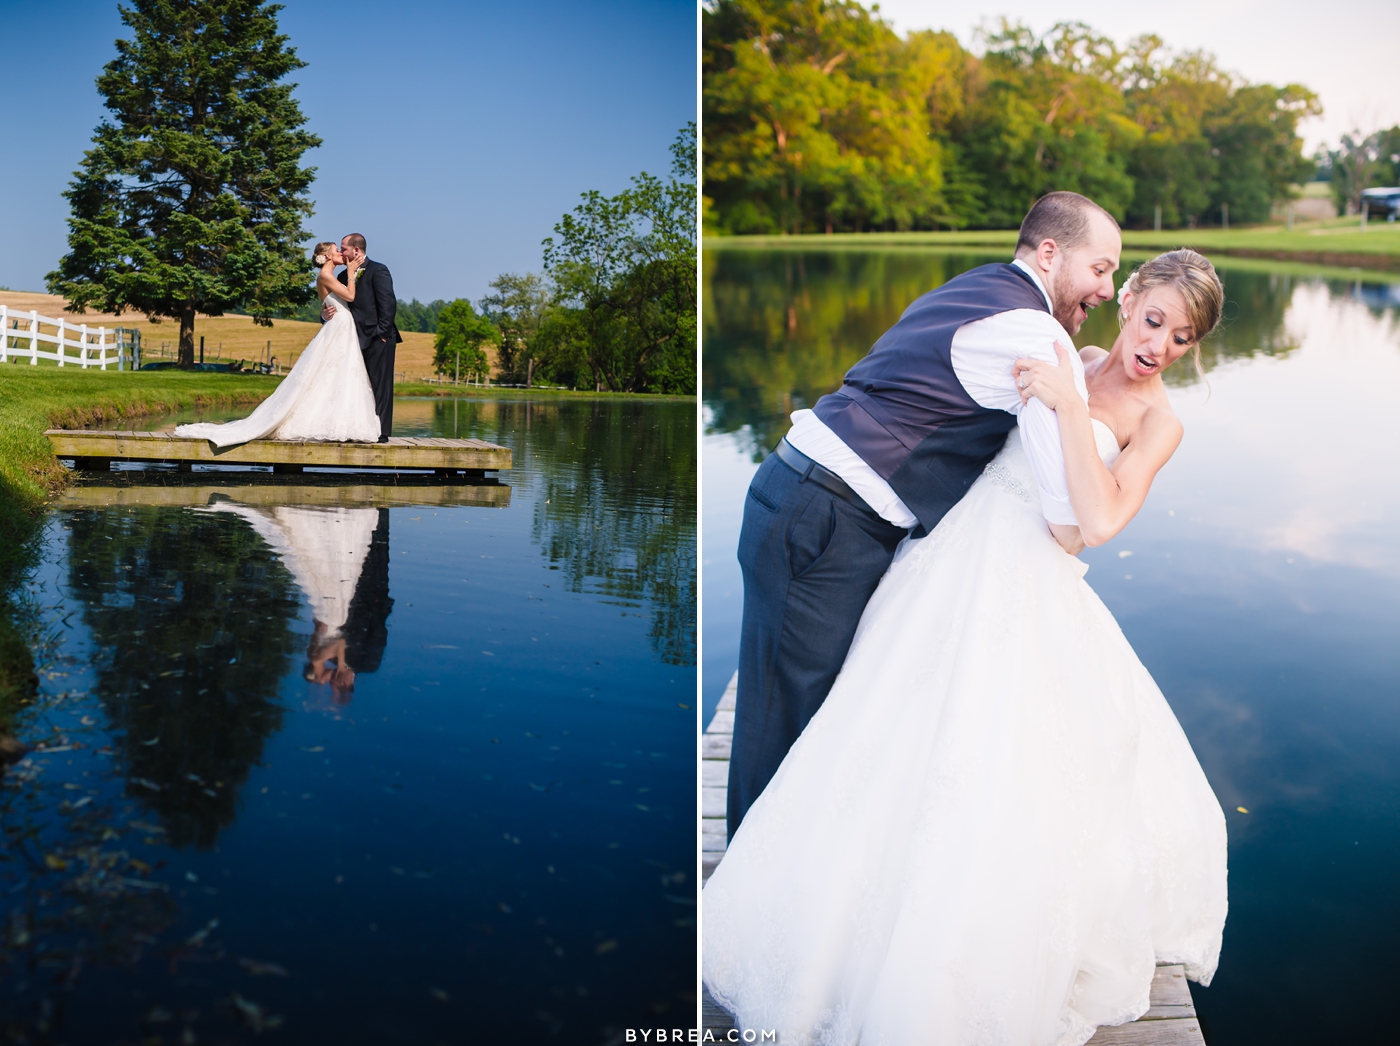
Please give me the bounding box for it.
[785,258,1087,529]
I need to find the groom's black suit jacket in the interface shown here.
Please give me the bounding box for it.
[337,258,403,351]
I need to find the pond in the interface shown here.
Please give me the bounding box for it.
[702,247,1400,1044]
[1,394,696,1043]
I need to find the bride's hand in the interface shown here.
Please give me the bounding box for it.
[1013,342,1080,412]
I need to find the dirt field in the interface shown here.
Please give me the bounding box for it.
[0,290,474,381]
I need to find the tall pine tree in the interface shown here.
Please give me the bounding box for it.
[48,0,319,368]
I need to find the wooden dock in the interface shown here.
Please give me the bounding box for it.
[45,429,511,475]
[701,673,1206,1044]
[58,475,511,510]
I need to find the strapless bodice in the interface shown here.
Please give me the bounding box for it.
[1090,417,1122,466]
[981,418,1121,511]
[325,290,348,310]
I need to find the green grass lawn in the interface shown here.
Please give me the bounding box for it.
[0,368,277,532]
[704,216,1400,270]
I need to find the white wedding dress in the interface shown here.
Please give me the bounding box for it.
[175,292,380,446]
[703,420,1228,1046]
[204,502,378,636]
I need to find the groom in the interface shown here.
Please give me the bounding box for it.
[321,233,403,441]
[727,191,1123,837]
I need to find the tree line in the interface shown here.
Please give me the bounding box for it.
[703,0,1321,233]
[424,123,697,394]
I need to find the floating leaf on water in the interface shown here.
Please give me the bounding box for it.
[44,854,68,871]
[70,796,93,810]
[231,993,283,1032]
[145,1005,174,1023]
[300,746,325,753]
[664,894,696,906]
[186,918,218,947]
[595,939,619,955]
[186,872,199,882]
[80,716,97,726]
[1237,806,1249,814]
[140,736,160,746]
[1118,550,1134,559]
[634,804,650,812]
[63,783,82,790]
[528,783,548,792]
[238,957,290,977]
[129,859,152,875]
[678,703,690,709]
[497,902,513,914]
[129,820,166,834]
[131,778,162,792]
[429,987,450,1003]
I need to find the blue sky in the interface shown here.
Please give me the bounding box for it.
[0,0,696,304]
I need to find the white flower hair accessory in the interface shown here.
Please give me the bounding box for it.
[1116,273,1136,306]
[313,253,327,265]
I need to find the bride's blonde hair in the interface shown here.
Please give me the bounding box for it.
[1117,249,1224,380]
[311,241,338,267]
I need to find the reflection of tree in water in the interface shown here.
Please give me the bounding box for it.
[65,507,303,847]
[704,250,1308,451]
[426,397,697,666]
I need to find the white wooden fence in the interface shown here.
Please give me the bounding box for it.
[1,304,135,370]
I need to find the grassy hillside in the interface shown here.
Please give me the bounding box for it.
[704,216,1400,272]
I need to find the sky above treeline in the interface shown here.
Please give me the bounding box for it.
[0,0,694,305]
[875,0,1393,156]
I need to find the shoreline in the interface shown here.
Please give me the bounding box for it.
[703,223,1400,277]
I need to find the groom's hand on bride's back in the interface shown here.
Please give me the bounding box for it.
[321,301,336,321]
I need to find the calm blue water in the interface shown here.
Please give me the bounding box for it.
[702,249,1400,1044]
[1,394,696,1043]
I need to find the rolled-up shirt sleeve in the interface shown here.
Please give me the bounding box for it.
[950,309,1088,526]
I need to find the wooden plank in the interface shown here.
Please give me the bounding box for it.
[1085,1018,1204,1045]
[702,786,726,819]
[708,708,735,734]
[58,479,511,510]
[702,734,732,760]
[1147,965,1193,1009]
[45,430,512,471]
[701,819,727,853]
[702,987,735,1034]
[702,760,727,789]
[702,852,723,883]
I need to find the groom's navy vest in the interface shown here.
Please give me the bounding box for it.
[812,263,1050,535]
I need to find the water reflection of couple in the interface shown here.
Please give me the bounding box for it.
[207,503,392,709]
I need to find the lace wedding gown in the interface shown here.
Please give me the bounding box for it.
[175,292,380,446]
[703,421,1228,1046]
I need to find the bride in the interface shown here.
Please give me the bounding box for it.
[703,250,1229,1046]
[175,243,381,446]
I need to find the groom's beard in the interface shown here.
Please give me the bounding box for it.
[1048,270,1090,335]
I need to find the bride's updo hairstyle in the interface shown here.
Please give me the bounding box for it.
[1117,249,1224,379]
[311,241,338,267]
